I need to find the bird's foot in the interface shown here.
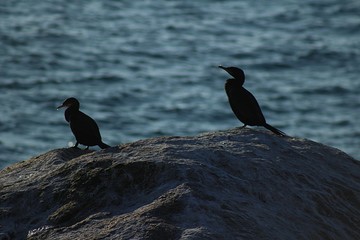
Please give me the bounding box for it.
[240,124,247,129]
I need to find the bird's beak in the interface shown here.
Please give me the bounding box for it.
[57,104,64,110]
[218,65,226,70]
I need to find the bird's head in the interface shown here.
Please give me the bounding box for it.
[219,66,245,84]
[57,97,80,110]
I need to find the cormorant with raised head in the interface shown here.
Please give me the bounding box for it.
[57,97,111,149]
[219,66,285,136]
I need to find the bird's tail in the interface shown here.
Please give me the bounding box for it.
[98,142,111,149]
[264,123,286,136]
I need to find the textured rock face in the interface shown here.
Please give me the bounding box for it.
[0,128,359,239]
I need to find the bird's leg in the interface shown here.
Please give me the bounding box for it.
[240,124,247,129]
[85,146,89,150]
[72,142,80,149]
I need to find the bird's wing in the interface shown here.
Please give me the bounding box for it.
[70,111,102,144]
[241,88,266,125]
[225,83,266,125]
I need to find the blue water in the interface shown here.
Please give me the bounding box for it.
[1,0,359,168]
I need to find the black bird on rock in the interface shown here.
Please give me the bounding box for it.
[57,97,111,149]
[219,66,285,136]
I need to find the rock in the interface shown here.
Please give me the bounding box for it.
[0,128,359,239]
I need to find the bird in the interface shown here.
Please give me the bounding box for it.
[219,66,285,136]
[57,97,111,149]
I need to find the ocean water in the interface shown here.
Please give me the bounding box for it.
[0,0,359,168]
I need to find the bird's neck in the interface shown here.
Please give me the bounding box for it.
[64,106,79,122]
[226,78,244,87]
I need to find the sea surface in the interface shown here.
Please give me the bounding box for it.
[1,0,359,168]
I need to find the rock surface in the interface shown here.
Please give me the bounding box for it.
[0,128,359,239]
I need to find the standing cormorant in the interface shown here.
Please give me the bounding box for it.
[219,66,285,136]
[57,97,111,149]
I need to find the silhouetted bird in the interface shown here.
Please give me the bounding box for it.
[219,66,285,136]
[57,97,111,149]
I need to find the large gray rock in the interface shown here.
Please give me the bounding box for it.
[0,128,359,239]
